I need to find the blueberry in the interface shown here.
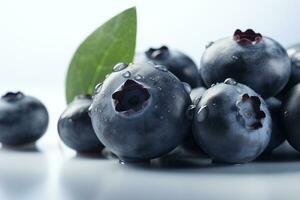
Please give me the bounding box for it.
[89,62,191,162]
[0,92,49,146]
[135,45,204,88]
[193,79,272,163]
[282,83,300,152]
[263,97,285,153]
[277,44,300,100]
[200,29,291,98]
[58,95,104,153]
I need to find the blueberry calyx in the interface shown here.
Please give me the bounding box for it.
[2,91,24,102]
[112,79,150,114]
[145,46,169,60]
[236,94,266,130]
[233,29,262,45]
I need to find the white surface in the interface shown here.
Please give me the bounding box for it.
[1,1,300,200]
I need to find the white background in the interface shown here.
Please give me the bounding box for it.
[1,1,300,200]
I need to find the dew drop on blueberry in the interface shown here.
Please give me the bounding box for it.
[113,63,129,72]
[134,74,143,80]
[182,82,192,94]
[122,71,131,78]
[224,78,237,85]
[196,105,209,122]
[186,104,196,120]
[232,55,239,61]
[94,83,103,93]
[154,65,168,72]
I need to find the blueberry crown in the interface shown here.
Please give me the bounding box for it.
[236,94,266,130]
[233,29,262,45]
[145,45,169,60]
[2,91,24,101]
[112,79,150,115]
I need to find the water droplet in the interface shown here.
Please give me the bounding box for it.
[122,71,131,78]
[212,103,217,106]
[284,110,288,117]
[196,105,209,122]
[113,63,128,72]
[147,61,156,65]
[224,78,237,85]
[167,109,171,113]
[232,55,239,61]
[157,87,162,91]
[205,41,214,48]
[134,74,143,80]
[182,82,192,94]
[172,95,176,99]
[186,104,196,120]
[94,83,103,93]
[154,105,159,109]
[68,118,73,123]
[88,105,92,113]
[105,74,110,79]
[193,97,201,106]
[119,160,126,165]
[160,115,164,120]
[154,65,168,72]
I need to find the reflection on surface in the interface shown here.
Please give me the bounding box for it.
[0,148,47,200]
[59,157,106,200]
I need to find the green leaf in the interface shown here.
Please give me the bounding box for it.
[65,7,137,103]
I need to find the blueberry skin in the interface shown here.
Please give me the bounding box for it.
[193,79,272,163]
[0,92,49,146]
[282,83,300,152]
[263,97,285,153]
[90,63,191,162]
[58,95,104,153]
[200,29,291,98]
[277,44,300,100]
[135,46,203,88]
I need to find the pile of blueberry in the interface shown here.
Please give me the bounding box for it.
[2,29,300,164]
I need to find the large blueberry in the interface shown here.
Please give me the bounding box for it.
[193,79,272,163]
[89,63,191,162]
[0,92,49,146]
[282,83,300,152]
[58,95,104,153]
[263,97,285,153]
[135,45,204,88]
[200,29,291,98]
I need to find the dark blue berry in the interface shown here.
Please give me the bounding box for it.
[193,79,271,163]
[263,97,285,153]
[200,29,291,98]
[282,83,300,152]
[58,95,104,153]
[277,44,300,100]
[89,62,191,162]
[135,45,204,88]
[0,91,49,146]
